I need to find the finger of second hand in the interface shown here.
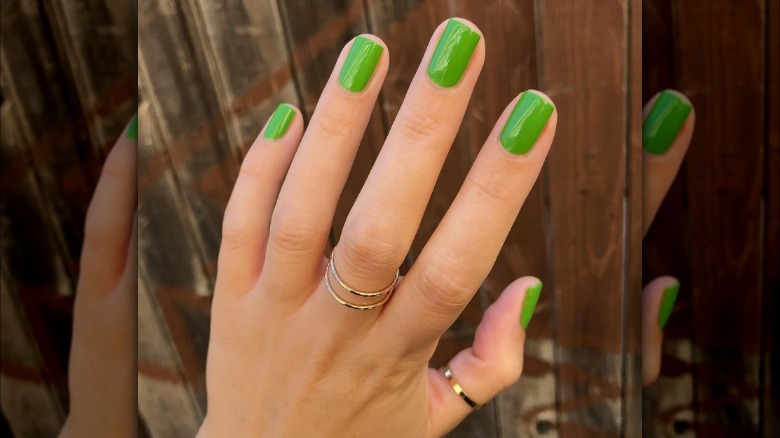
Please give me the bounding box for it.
[79,120,138,297]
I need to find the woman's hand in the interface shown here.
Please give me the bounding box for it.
[60,116,137,437]
[199,18,556,437]
[641,90,695,385]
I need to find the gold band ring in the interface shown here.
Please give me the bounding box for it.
[329,252,399,298]
[443,364,483,410]
[323,250,399,310]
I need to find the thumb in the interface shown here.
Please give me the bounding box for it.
[642,276,680,386]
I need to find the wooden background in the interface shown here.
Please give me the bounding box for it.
[0,0,136,436]
[643,0,779,437]
[137,0,641,436]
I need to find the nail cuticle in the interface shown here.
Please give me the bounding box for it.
[643,90,692,155]
[264,104,296,140]
[427,19,481,88]
[338,36,384,93]
[500,91,555,155]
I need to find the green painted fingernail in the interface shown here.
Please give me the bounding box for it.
[427,19,481,87]
[658,281,680,329]
[521,282,543,330]
[264,104,296,140]
[339,36,384,93]
[643,90,692,154]
[500,91,555,154]
[126,113,138,140]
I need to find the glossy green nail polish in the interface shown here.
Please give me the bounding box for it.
[126,113,138,140]
[658,281,680,329]
[521,282,543,330]
[427,19,481,87]
[339,36,384,92]
[643,90,692,154]
[264,104,296,140]
[500,91,555,154]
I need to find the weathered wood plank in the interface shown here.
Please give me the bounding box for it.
[641,0,696,435]
[180,0,299,153]
[138,0,238,280]
[761,0,779,436]
[0,0,98,285]
[676,1,765,434]
[277,0,385,245]
[137,98,212,432]
[41,0,137,156]
[623,0,643,435]
[538,0,629,435]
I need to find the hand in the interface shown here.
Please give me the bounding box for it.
[641,90,695,385]
[59,116,137,437]
[199,18,556,437]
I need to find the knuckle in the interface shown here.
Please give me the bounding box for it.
[314,107,353,141]
[470,172,517,205]
[339,220,406,275]
[395,101,448,141]
[413,260,474,316]
[268,210,324,256]
[220,210,247,252]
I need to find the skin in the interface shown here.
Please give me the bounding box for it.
[59,120,137,438]
[642,90,695,386]
[199,18,557,437]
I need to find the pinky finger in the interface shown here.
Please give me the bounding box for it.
[426,277,542,436]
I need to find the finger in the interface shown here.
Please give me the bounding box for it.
[642,276,680,386]
[426,277,542,436]
[78,114,138,297]
[385,91,556,347]
[643,90,695,235]
[262,35,388,300]
[332,18,484,296]
[217,104,303,296]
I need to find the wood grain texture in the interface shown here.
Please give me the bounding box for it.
[677,1,765,435]
[762,0,779,436]
[641,1,697,436]
[642,0,777,437]
[538,0,629,435]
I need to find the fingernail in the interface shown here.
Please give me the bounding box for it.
[126,113,138,140]
[521,282,543,330]
[427,19,481,88]
[500,91,555,155]
[339,36,384,93]
[658,281,680,329]
[264,104,296,140]
[643,90,692,154]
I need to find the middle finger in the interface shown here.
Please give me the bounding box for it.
[330,18,485,302]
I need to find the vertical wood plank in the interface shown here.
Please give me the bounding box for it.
[761,0,779,435]
[179,0,299,153]
[676,1,765,435]
[276,0,385,244]
[538,0,628,435]
[641,0,697,435]
[138,0,238,280]
[0,0,99,285]
[41,0,137,155]
[137,97,212,432]
[0,105,68,436]
[623,0,643,435]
